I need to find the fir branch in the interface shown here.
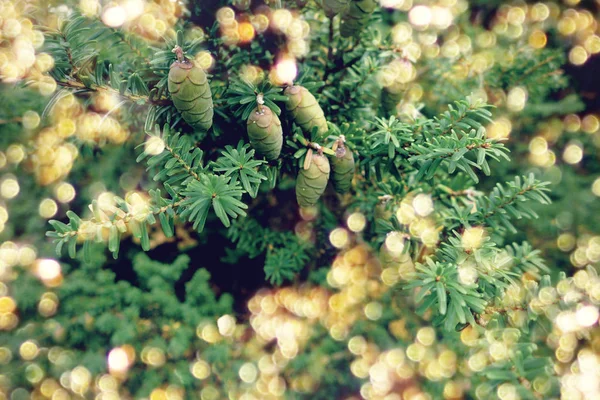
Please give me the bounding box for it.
[179,174,247,231]
[47,191,181,259]
[265,246,311,285]
[111,29,153,68]
[212,142,267,198]
[474,174,551,232]
[404,258,487,331]
[408,128,509,183]
[138,125,206,190]
[163,137,202,182]
[226,217,313,285]
[432,99,493,137]
[55,79,169,106]
[504,242,550,279]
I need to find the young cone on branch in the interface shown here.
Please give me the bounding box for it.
[284,85,328,135]
[330,137,355,193]
[247,104,283,161]
[168,46,213,132]
[340,0,377,38]
[296,151,330,208]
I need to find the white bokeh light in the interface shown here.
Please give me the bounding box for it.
[275,58,297,84]
[102,5,127,28]
[36,259,61,281]
[409,6,432,27]
[108,347,130,374]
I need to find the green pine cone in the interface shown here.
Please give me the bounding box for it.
[247,106,283,161]
[321,0,349,17]
[340,0,377,38]
[296,153,330,208]
[284,85,328,135]
[168,60,213,131]
[331,145,354,193]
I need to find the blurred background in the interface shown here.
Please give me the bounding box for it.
[0,0,599,398]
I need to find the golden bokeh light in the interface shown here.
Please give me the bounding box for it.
[239,362,258,383]
[461,226,486,250]
[487,117,512,139]
[39,198,58,219]
[563,143,583,165]
[506,86,527,112]
[329,227,350,249]
[55,182,76,203]
[238,22,255,43]
[0,178,20,199]
[569,45,588,65]
[19,341,39,361]
[347,212,367,232]
[22,110,40,130]
[581,115,599,134]
[529,29,547,49]
[194,51,215,71]
[191,360,211,380]
[592,178,600,197]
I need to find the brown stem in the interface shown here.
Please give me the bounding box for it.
[0,117,22,125]
[513,55,559,86]
[328,17,334,62]
[172,45,185,63]
[164,141,201,181]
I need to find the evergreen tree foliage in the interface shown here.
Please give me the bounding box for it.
[0,1,599,399]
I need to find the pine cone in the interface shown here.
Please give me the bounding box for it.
[168,60,213,131]
[331,144,354,193]
[247,106,283,161]
[296,153,330,207]
[284,85,328,135]
[340,0,377,38]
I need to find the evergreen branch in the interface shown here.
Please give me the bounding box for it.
[55,79,168,106]
[112,29,153,68]
[512,54,560,87]
[226,217,313,284]
[265,246,311,285]
[163,137,202,182]
[473,174,551,232]
[369,115,414,159]
[224,78,286,120]
[504,242,550,279]
[404,258,487,331]
[408,129,509,183]
[47,191,181,259]
[137,125,206,190]
[49,126,251,259]
[212,142,267,198]
[435,100,493,137]
[179,174,247,232]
